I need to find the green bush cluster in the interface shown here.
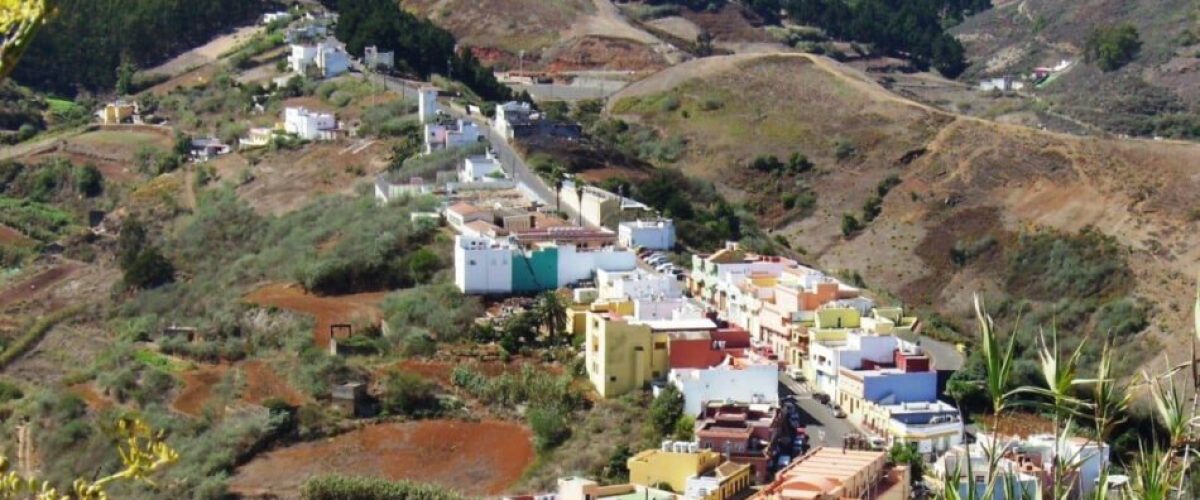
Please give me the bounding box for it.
[0,196,74,243]
[450,365,580,411]
[1005,227,1131,301]
[1085,24,1142,72]
[300,475,463,500]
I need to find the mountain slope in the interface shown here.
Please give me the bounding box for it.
[953,0,1200,137]
[609,53,1200,371]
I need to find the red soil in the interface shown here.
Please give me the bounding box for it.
[70,383,114,412]
[171,360,306,417]
[228,420,535,497]
[0,263,79,310]
[244,283,387,348]
[981,412,1058,438]
[0,225,32,246]
[171,364,228,417]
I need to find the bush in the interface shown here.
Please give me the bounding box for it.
[75,164,102,197]
[0,380,23,403]
[301,475,464,500]
[1085,24,1142,72]
[527,404,571,451]
[383,284,482,342]
[841,213,862,237]
[1005,228,1131,301]
[123,246,175,290]
[382,372,441,417]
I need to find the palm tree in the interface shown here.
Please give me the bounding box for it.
[534,291,568,346]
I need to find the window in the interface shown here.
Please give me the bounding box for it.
[469,259,477,265]
[609,376,617,382]
[654,342,666,350]
[652,371,660,378]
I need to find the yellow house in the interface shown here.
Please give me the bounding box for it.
[96,101,139,125]
[628,446,752,499]
[628,447,723,492]
[584,311,669,398]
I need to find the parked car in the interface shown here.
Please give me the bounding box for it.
[645,256,667,265]
[813,392,830,405]
[834,407,847,419]
[788,367,805,381]
[655,263,675,273]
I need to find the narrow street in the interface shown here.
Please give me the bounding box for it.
[778,372,857,449]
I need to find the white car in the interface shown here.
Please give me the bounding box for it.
[656,263,675,273]
[646,256,667,265]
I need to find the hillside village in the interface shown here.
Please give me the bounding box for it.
[0,0,1198,499]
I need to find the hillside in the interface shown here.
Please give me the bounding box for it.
[952,0,1200,138]
[609,53,1200,374]
[401,0,677,71]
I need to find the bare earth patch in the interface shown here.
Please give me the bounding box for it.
[244,283,387,348]
[228,420,535,497]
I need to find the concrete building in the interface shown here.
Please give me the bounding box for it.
[424,119,482,154]
[374,176,432,204]
[585,311,717,398]
[494,101,534,139]
[445,202,492,231]
[261,11,291,24]
[96,101,139,125]
[239,127,276,148]
[419,87,439,124]
[805,311,924,399]
[933,433,1110,500]
[979,75,1025,92]
[513,226,618,251]
[460,153,505,183]
[596,268,682,302]
[494,101,583,140]
[454,235,636,295]
[363,45,394,70]
[628,443,752,500]
[289,40,349,78]
[754,447,907,500]
[283,107,339,141]
[559,181,653,229]
[188,137,231,162]
[695,402,783,483]
[619,219,676,250]
[873,400,963,456]
[555,477,675,500]
[670,353,779,415]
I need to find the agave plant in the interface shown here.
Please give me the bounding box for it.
[0,0,54,80]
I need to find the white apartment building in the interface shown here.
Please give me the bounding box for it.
[459,154,505,183]
[595,269,681,301]
[494,101,534,140]
[425,120,482,154]
[283,107,338,141]
[669,354,779,415]
[289,40,349,78]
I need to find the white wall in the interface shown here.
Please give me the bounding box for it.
[670,363,779,415]
[597,269,680,301]
[618,220,676,250]
[461,156,503,182]
[556,246,636,287]
[454,236,512,294]
[419,88,439,124]
[632,298,689,321]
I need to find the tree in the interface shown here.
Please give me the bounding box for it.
[405,247,441,284]
[123,246,175,289]
[888,442,925,485]
[674,415,695,440]
[533,291,568,345]
[382,371,440,417]
[1085,24,1142,72]
[76,164,102,197]
[115,57,137,95]
[117,217,148,269]
[0,0,52,81]
[650,385,685,438]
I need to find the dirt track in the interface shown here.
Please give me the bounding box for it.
[228,420,535,497]
[244,283,387,348]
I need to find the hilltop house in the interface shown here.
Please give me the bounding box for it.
[494,101,582,140]
[288,40,349,78]
[363,45,394,70]
[283,107,339,141]
[239,127,276,148]
[96,100,140,125]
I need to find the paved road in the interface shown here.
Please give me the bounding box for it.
[899,332,964,371]
[779,373,857,449]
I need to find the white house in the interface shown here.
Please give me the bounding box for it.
[419,87,439,124]
[618,219,675,250]
[189,137,231,162]
[459,153,505,183]
[979,76,1024,92]
[669,355,779,415]
[262,11,291,25]
[289,40,349,78]
[595,268,681,301]
[239,127,276,148]
[809,328,911,399]
[455,236,514,295]
[494,101,534,140]
[363,46,394,70]
[934,433,1110,499]
[424,119,481,154]
[283,107,338,141]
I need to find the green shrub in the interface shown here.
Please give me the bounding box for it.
[1005,228,1131,301]
[0,380,23,403]
[300,475,464,500]
[650,385,684,438]
[1085,24,1142,72]
[841,213,862,237]
[382,372,441,417]
[528,404,571,451]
